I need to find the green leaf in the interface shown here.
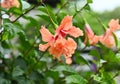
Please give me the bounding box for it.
[47,6,57,24]
[14,56,27,70]
[8,7,22,15]
[92,74,102,82]
[12,66,24,77]
[37,6,48,14]
[115,52,120,62]
[100,71,116,84]
[75,0,87,11]
[38,6,58,24]
[23,16,39,27]
[53,65,77,74]
[75,52,90,67]
[0,77,11,84]
[2,19,24,41]
[29,71,44,81]
[21,1,31,10]
[14,77,33,84]
[65,75,88,84]
[89,49,101,60]
[46,70,59,80]
[87,0,93,3]
[37,14,51,23]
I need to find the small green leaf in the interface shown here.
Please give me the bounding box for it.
[75,52,90,67]
[14,77,32,84]
[75,0,87,11]
[2,19,24,40]
[8,7,22,15]
[21,1,31,10]
[92,74,102,82]
[89,49,101,60]
[0,77,11,84]
[12,66,24,77]
[37,14,51,23]
[53,65,77,74]
[87,0,93,3]
[65,75,88,84]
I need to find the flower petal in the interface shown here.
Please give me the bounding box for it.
[90,35,101,45]
[63,38,77,57]
[60,15,73,30]
[109,19,120,32]
[67,26,83,38]
[39,43,49,51]
[40,26,53,42]
[85,23,94,39]
[66,58,72,64]
[1,0,20,9]
[100,29,115,48]
[49,39,66,58]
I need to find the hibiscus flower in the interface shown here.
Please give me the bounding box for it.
[84,23,100,45]
[100,19,120,48]
[49,38,77,64]
[1,0,20,9]
[55,15,83,38]
[109,19,120,32]
[39,15,83,64]
[100,29,115,48]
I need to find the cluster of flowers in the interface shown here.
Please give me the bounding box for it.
[84,19,120,48]
[39,16,83,64]
[1,0,120,64]
[39,16,120,64]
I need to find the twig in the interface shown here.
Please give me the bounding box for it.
[12,5,37,23]
[73,3,88,18]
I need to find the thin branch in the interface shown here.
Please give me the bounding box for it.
[12,5,37,23]
[41,2,58,28]
[73,3,88,18]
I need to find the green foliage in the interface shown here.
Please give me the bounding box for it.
[65,75,88,84]
[0,0,120,84]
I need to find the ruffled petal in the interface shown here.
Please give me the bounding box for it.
[1,0,19,9]
[68,26,83,38]
[100,29,115,48]
[40,26,53,42]
[63,38,77,57]
[66,58,72,64]
[109,19,120,32]
[49,39,66,58]
[39,43,49,51]
[60,15,73,30]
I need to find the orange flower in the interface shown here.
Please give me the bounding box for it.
[84,23,100,45]
[55,15,83,38]
[100,29,115,48]
[39,15,83,64]
[109,19,120,32]
[99,19,120,48]
[1,0,20,9]
[39,26,54,51]
[49,38,77,64]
